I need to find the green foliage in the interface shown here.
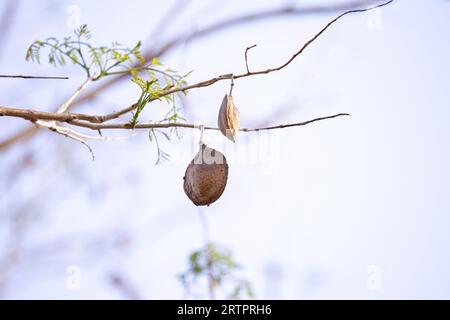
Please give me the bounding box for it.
[179,243,254,299]
[148,129,171,166]
[27,24,148,80]
[131,72,189,165]
[129,68,190,127]
[26,24,192,165]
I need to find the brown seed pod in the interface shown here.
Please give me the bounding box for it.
[218,94,240,142]
[183,143,228,206]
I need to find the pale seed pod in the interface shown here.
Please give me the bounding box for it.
[183,143,228,206]
[218,94,240,142]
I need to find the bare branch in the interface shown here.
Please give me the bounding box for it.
[240,113,351,132]
[148,0,192,41]
[0,74,69,80]
[0,105,99,122]
[244,44,257,73]
[1,104,349,131]
[36,120,95,160]
[13,78,95,159]
[71,113,351,132]
[56,78,92,114]
[0,0,20,61]
[0,103,143,126]
[109,273,141,300]
[0,103,350,132]
[1,77,94,157]
[197,208,215,300]
[0,126,38,150]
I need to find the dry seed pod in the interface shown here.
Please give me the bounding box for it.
[183,143,228,206]
[218,94,240,142]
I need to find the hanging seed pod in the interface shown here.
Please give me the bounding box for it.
[218,94,240,142]
[183,143,228,206]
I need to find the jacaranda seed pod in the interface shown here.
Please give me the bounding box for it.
[183,143,228,206]
[218,94,240,142]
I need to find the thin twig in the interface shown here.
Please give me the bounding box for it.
[0,0,20,61]
[56,78,92,114]
[197,208,215,299]
[70,113,351,132]
[0,74,69,80]
[244,44,257,73]
[109,273,141,300]
[37,121,95,160]
[206,247,216,300]
[1,105,350,132]
[30,77,95,160]
[229,75,234,96]
[0,105,107,122]
[199,124,205,145]
[240,113,351,132]
[148,0,192,41]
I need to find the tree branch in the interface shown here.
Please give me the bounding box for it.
[36,120,95,160]
[4,78,96,159]
[0,0,393,149]
[244,44,257,74]
[0,0,20,61]
[0,74,68,80]
[0,104,349,132]
[71,113,350,131]
[0,105,98,122]
[55,78,92,114]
